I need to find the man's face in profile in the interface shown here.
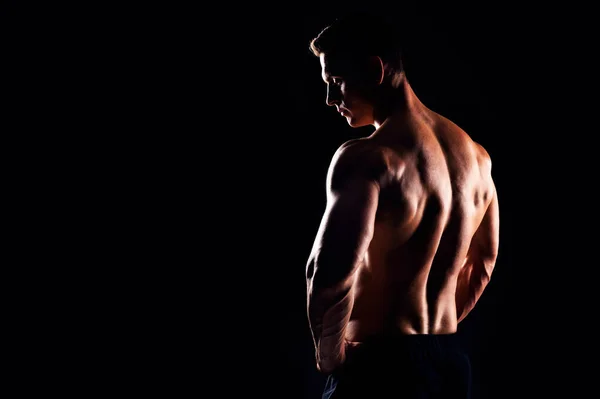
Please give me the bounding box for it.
[319,53,376,128]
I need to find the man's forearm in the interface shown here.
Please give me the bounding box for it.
[307,284,354,374]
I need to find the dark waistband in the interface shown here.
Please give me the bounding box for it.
[358,332,462,353]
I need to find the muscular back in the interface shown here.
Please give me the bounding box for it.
[339,110,499,340]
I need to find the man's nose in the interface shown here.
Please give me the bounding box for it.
[326,86,340,107]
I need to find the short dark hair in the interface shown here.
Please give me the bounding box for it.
[309,13,404,75]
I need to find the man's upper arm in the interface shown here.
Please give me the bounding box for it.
[456,171,500,322]
[307,144,384,290]
[474,183,500,275]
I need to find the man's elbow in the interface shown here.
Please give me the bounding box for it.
[311,250,357,290]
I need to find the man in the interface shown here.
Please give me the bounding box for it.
[305,13,499,399]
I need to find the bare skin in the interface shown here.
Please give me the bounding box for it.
[306,54,499,375]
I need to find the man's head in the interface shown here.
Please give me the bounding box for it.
[309,13,404,127]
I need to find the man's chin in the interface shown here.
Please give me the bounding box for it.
[347,118,368,128]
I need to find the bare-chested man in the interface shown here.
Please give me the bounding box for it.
[305,13,499,399]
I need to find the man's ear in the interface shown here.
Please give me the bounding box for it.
[369,56,384,85]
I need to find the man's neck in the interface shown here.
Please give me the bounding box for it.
[373,78,424,129]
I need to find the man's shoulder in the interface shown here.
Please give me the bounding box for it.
[470,140,493,173]
[328,138,390,183]
[436,113,492,159]
[333,138,387,164]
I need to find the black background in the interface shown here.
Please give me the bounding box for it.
[7,1,598,397]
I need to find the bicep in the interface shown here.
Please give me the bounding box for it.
[309,178,380,288]
[323,178,379,249]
